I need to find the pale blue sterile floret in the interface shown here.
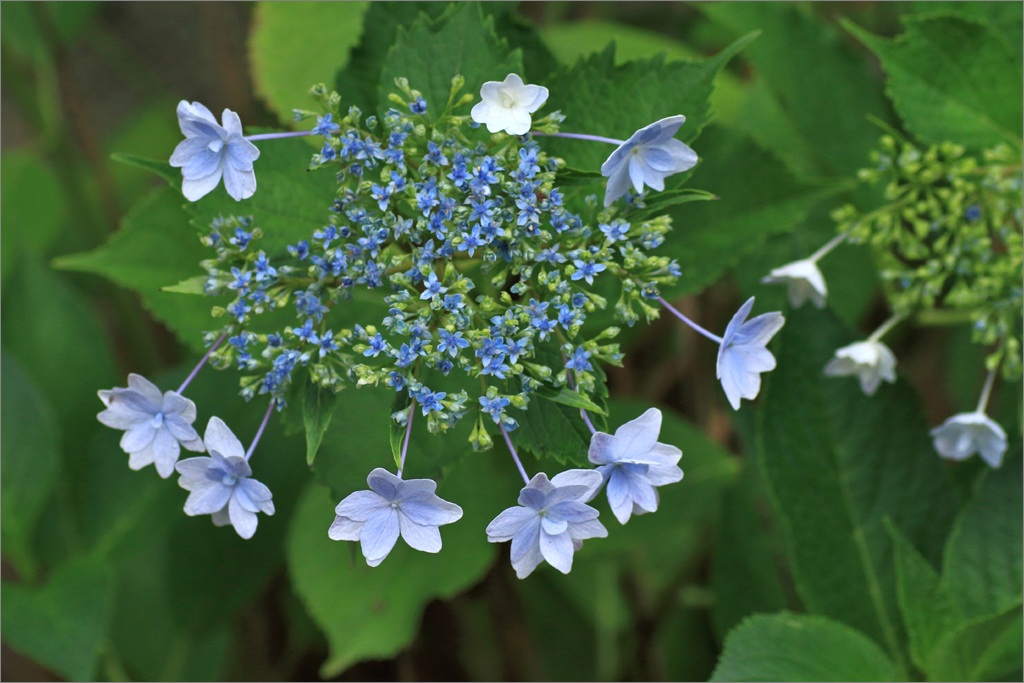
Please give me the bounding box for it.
[470,73,549,136]
[328,468,464,567]
[587,408,683,524]
[97,373,205,479]
[174,417,275,539]
[600,115,698,207]
[930,412,1008,468]
[716,297,785,410]
[486,469,607,579]
[170,100,261,202]
[823,340,897,396]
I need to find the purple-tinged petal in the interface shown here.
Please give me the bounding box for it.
[228,494,258,539]
[360,508,400,566]
[539,529,575,574]
[398,514,443,553]
[328,516,364,541]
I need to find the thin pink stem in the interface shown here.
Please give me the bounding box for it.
[398,399,416,478]
[499,423,531,486]
[176,332,227,395]
[656,297,723,344]
[245,400,275,461]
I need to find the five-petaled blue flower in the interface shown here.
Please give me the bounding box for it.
[716,297,785,410]
[97,374,205,478]
[175,417,275,539]
[600,115,698,207]
[170,101,261,202]
[312,113,340,137]
[587,408,683,524]
[486,469,607,578]
[328,468,463,566]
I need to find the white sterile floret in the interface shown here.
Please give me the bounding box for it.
[716,297,785,410]
[588,408,683,524]
[169,100,261,202]
[762,259,828,309]
[471,73,549,136]
[600,115,698,207]
[486,470,607,579]
[824,340,897,396]
[175,417,275,539]
[328,468,463,567]
[930,412,1008,468]
[97,373,205,478]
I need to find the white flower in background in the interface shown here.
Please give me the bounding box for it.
[97,373,205,478]
[824,340,897,396]
[762,258,828,309]
[175,417,275,539]
[716,298,785,410]
[471,73,549,136]
[588,408,683,524]
[600,115,698,207]
[170,100,261,202]
[931,412,1008,468]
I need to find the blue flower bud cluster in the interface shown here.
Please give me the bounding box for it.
[198,79,682,446]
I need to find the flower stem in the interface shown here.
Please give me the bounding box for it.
[530,130,625,146]
[656,297,724,344]
[244,130,316,142]
[566,368,598,436]
[176,332,227,394]
[398,399,416,478]
[245,400,276,461]
[976,367,998,414]
[499,423,531,486]
[809,231,850,263]
[867,313,904,343]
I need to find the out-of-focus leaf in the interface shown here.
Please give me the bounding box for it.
[303,378,336,466]
[758,306,959,662]
[699,3,893,176]
[926,604,1023,682]
[845,16,1023,150]
[0,351,60,579]
[711,613,899,682]
[378,3,522,124]
[248,2,369,123]
[0,151,65,283]
[1,556,114,681]
[942,453,1023,619]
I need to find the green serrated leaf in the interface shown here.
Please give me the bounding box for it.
[249,2,369,123]
[543,31,758,172]
[389,392,411,471]
[303,379,337,466]
[844,15,1023,150]
[711,613,899,682]
[1,556,115,681]
[629,187,717,221]
[758,306,959,667]
[942,452,1023,620]
[378,3,523,123]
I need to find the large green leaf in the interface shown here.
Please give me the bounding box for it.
[249,2,370,123]
[0,351,60,579]
[287,450,506,677]
[758,306,959,666]
[942,453,1023,620]
[542,32,758,172]
[845,15,1023,150]
[710,613,899,682]
[699,3,893,176]
[377,3,522,123]
[1,556,114,681]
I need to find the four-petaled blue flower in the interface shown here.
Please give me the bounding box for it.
[170,101,261,202]
[175,417,275,539]
[328,468,463,566]
[97,374,205,478]
[600,115,698,207]
[486,469,607,578]
[587,408,683,524]
[420,271,447,300]
[716,297,785,410]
